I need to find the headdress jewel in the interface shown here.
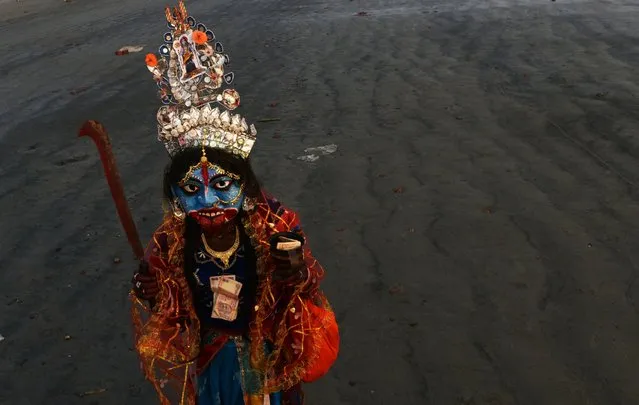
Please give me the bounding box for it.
[145,0,257,158]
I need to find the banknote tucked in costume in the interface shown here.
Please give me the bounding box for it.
[129,2,339,404]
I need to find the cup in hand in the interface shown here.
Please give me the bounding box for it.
[269,232,305,270]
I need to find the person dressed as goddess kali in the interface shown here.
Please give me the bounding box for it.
[131,2,339,404]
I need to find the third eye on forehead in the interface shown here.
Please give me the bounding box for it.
[179,164,240,186]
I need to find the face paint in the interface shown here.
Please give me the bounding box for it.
[172,157,245,234]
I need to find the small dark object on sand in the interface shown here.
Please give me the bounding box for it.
[356,11,369,16]
[69,86,89,96]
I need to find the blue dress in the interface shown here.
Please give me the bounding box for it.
[190,236,282,405]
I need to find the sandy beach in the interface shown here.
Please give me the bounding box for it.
[2,0,639,404]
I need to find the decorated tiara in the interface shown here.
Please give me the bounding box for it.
[145,0,257,158]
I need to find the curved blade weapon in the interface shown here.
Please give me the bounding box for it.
[78,120,145,260]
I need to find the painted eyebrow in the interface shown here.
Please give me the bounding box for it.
[181,177,204,184]
[182,174,235,185]
[211,174,233,180]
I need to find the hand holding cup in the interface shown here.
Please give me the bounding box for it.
[269,232,307,283]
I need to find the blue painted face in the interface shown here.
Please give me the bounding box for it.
[171,161,245,231]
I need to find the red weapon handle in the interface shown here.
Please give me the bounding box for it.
[78,120,145,260]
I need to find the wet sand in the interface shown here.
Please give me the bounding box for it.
[2,0,639,404]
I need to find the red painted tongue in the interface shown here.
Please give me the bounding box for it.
[223,209,238,221]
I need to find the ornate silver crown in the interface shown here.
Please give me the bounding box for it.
[145,0,257,158]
